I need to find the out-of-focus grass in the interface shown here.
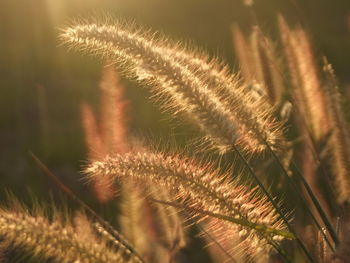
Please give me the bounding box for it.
[0,0,349,202]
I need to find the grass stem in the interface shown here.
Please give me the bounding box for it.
[264,142,338,249]
[231,146,316,262]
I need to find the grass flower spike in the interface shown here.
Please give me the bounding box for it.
[61,19,285,154]
[0,204,137,263]
[323,62,350,203]
[2,4,349,262]
[84,151,292,258]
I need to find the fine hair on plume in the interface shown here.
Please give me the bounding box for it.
[0,196,144,263]
[60,16,286,155]
[84,149,293,260]
[2,8,349,263]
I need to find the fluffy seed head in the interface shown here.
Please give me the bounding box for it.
[84,151,291,257]
[323,62,350,203]
[61,19,286,154]
[0,206,127,262]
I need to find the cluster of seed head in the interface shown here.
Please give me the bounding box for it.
[61,21,285,154]
[85,151,288,256]
[322,63,350,204]
[0,208,125,263]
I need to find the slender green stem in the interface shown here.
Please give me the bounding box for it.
[149,198,294,239]
[150,198,238,263]
[150,198,293,263]
[291,161,339,245]
[265,142,338,249]
[285,87,339,246]
[231,146,316,263]
[268,238,293,263]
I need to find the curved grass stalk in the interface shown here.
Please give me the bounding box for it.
[29,152,147,263]
[60,20,286,154]
[84,151,292,258]
[264,142,338,248]
[152,197,294,239]
[0,206,125,263]
[150,198,292,263]
[230,146,317,262]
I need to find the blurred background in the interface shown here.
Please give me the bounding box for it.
[0,0,349,213]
